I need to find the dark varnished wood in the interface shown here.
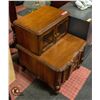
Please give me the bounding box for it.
[14,6,69,55]
[9,1,17,23]
[40,34,86,71]
[14,5,86,92]
[9,1,17,33]
[17,34,86,91]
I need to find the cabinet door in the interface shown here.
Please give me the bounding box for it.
[54,19,68,40]
[40,28,55,53]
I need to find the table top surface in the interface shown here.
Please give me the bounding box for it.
[40,33,86,71]
[14,5,69,35]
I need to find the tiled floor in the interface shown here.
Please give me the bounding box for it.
[9,63,91,100]
[59,66,91,100]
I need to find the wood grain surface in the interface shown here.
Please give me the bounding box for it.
[14,5,69,35]
[17,34,86,72]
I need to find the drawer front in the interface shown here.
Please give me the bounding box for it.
[15,25,39,55]
[18,48,58,91]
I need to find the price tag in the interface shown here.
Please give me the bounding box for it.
[61,11,68,15]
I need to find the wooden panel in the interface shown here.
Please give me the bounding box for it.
[15,25,39,55]
[61,66,71,83]
[14,6,69,55]
[39,27,55,54]
[55,18,69,40]
[18,49,62,90]
[40,34,86,71]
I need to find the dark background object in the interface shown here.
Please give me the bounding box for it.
[9,1,17,23]
[51,1,69,8]
[9,1,17,35]
[68,16,90,40]
[15,1,24,6]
